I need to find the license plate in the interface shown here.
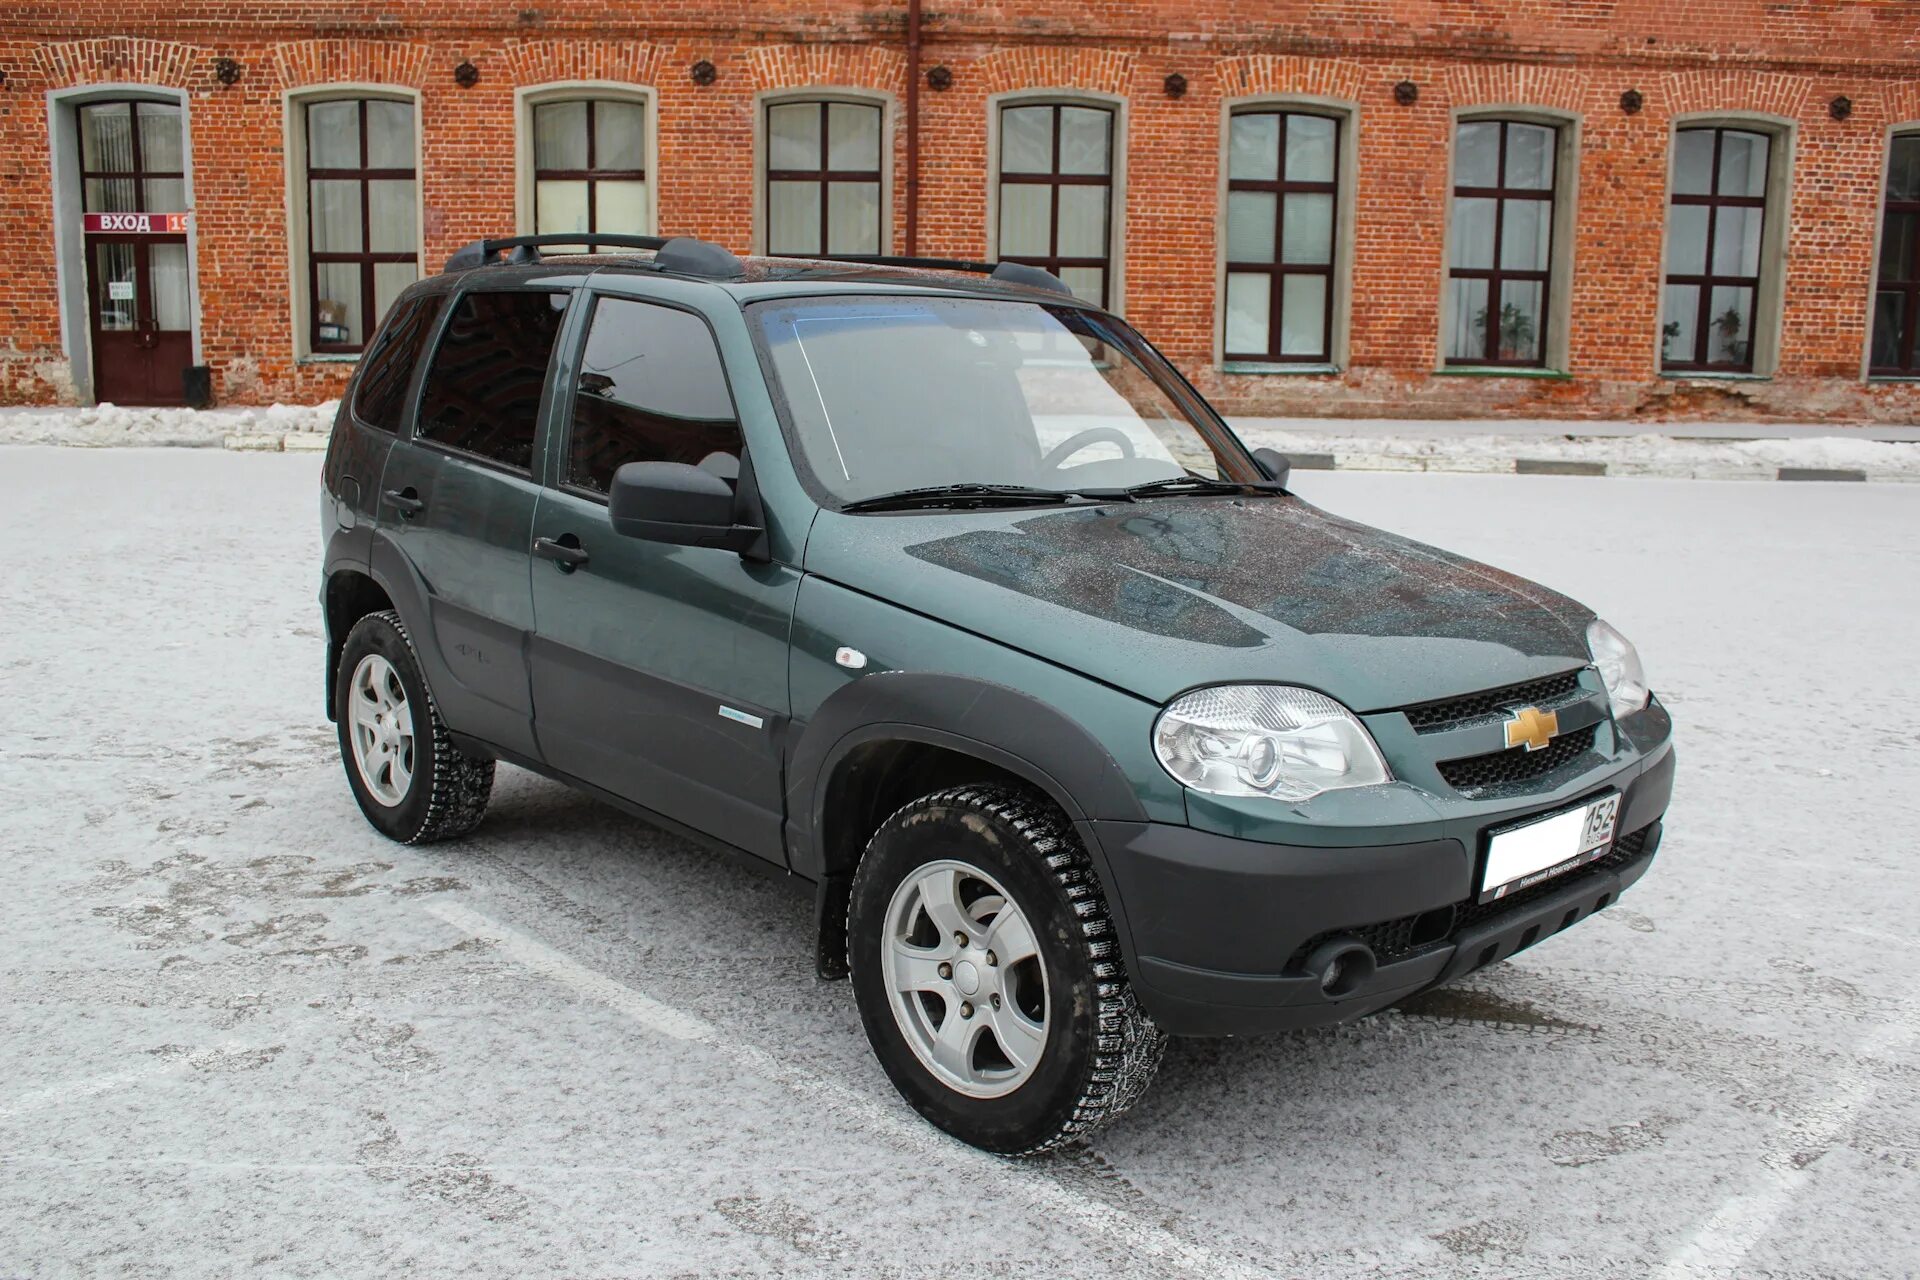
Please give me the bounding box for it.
[1479,793,1621,903]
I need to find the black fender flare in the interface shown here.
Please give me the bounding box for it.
[321,529,441,721]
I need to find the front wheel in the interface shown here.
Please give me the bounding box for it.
[847,784,1165,1154]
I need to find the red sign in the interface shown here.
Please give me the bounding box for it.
[83,212,191,234]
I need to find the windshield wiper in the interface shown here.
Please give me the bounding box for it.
[837,483,1089,514]
[1075,474,1280,501]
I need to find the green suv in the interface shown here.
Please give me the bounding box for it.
[320,234,1674,1154]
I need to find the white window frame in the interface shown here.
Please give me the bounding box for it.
[751,86,895,258]
[985,88,1128,313]
[514,81,659,242]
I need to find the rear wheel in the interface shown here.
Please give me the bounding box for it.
[847,784,1165,1154]
[334,610,494,844]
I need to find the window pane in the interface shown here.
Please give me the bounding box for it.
[1000,106,1053,174]
[1282,192,1333,264]
[827,102,880,170]
[93,242,137,331]
[827,181,881,254]
[83,178,137,213]
[769,103,821,170]
[1878,212,1916,283]
[1888,136,1920,203]
[1224,272,1271,355]
[769,181,822,254]
[1870,291,1906,369]
[1673,129,1715,196]
[372,263,418,335]
[368,180,415,253]
[1706,285,1754,365]
[366,100,414,170]
[308,101,360,169]
[595,180,650,234]
[536,180,591,235]
[145,178,187,213]
[417,291,571,471]
[1229,113,1279,182]
[80,103,134,172]
[569,298,742,494]
[1059,107,1111,175]
[596,101,647,171]
[1450,197,1496,269]
[1496,279,1544,362]
[1056,266,1104,305]
[150,241,191,331]
[138,103,184,171]
[998,184,1052,257]
[1507,123,1555,190]
[354,296,442,430]
[1226,191,1276,263]
[1445,277,1489,361]
[1666,204,1709,275]
[1454,122,1500,187]
[1712,204,1762,277]
[1057,184,1107,258]
[1501,198,1551,271]
[310,179,363,252]
[1718,131,1769,198]
[1661,284,1700,365]
[1286,114,1337,183]
[314,263,361,346]
[1280,274,1328,357]
[534,101,589,170]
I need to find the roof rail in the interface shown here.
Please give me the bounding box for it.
[444,233,670,272]
[831,255,1077,299]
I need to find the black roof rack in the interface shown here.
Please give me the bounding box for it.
[443,233,744,280]
[828,255,1077,298]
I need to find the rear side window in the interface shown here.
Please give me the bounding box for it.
[352,295,442,431]
[415,290,571,472]
[565,297,742,495]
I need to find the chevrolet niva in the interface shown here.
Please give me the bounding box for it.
[320,234,1674,1154]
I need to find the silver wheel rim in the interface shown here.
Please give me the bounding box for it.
[881,858,1049,1099]
[346,654,416,808]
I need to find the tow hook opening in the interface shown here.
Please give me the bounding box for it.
[1305,936,1377,999]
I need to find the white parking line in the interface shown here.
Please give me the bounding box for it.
[0,1041,251,1121]
[425,901,1272,1280]
[1652,1015,1918,1278]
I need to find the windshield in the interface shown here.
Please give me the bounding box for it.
[746,295,1258,506]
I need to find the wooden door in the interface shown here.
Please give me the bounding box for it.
[87,235,192,406]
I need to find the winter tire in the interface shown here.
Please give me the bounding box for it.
[847,784,1166,1155]
[334,610,494,844]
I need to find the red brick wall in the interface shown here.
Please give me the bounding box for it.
[3,3,1918,421]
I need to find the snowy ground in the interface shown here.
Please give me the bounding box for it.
[2,448,1917,1279]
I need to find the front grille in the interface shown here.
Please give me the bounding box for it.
[1403,669,1586,734]
[1437,723,1599,797]
[1287,825,1654,971]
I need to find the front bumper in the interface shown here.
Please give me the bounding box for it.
[1087,741,1674,1036]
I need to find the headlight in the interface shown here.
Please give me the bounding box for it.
[1152,685,1392,801]
[1587,618,1650,717]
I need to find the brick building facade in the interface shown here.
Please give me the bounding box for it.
[3,2,1919,421]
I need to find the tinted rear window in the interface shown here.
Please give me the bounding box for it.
[415,290,571,471]
[351,295,442,432]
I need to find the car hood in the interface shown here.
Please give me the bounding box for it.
[802,495,1596,712]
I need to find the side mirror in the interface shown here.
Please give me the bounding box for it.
[1251,446,1292,491]
[608,461,763,553]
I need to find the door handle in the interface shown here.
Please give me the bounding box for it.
[532,535,589,571]
[383,488,426,517]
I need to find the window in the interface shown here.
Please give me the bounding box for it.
[78,100,185,214]
[415,291,570,472]
[997,103,1115,306]
[304,98,419,353]
[567,298,742,495]
[1663,127,1772,372]
[1224,110,1339,363]
[352,295,444,431]
[1871,134,1920,376]
[1445,120,1558,366]
[533,98,650,240]
[765,100,883,257]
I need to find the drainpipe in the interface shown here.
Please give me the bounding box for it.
[904,0,921,255]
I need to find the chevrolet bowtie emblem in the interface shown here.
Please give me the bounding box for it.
[1503,705,1560,753]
